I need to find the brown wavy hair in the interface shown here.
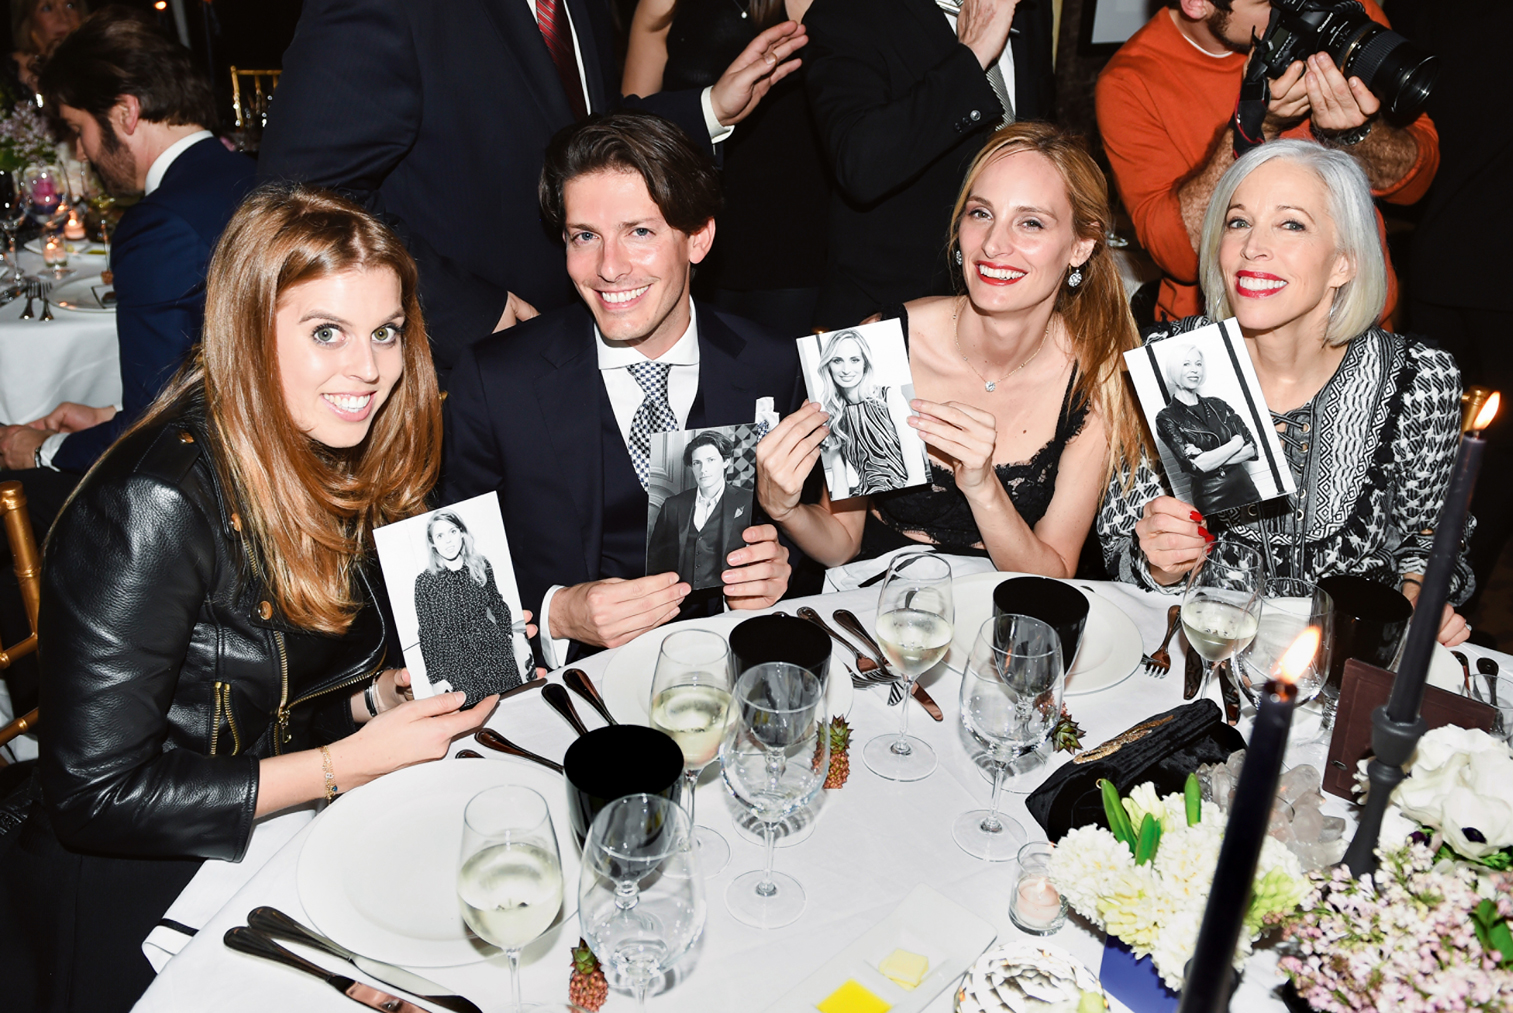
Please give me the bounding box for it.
[136,185,441,634]
[948,122,1144,484]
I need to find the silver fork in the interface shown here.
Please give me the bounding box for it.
[38,280,52,321]
[1143,604,1182,677]
[18,281,35,320]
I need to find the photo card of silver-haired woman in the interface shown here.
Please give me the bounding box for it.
[796,318,930,501]
[1123,318,1296,516]
[645,423,759,591]
[372,492,533,707]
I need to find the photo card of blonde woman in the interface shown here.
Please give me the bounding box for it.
[1123,318,1297,516]
[646,423,759,591]
[372,492,534,707]
[796,318,930,502]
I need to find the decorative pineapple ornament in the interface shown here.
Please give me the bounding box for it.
[823,716,852,788]
[568,938,608,1011]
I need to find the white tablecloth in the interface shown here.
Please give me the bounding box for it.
[0,251,118,426]
[132,576,1513,1013]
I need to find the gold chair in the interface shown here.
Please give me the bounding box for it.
[0,481,41,755]
[230,67,281,132]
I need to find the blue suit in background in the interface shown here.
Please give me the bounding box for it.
[50,137,255,473]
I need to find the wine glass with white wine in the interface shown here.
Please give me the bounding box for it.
[648,629,735,875]
[865,553,953,782]
[1181,541,1264,698]
[457,785,564,1012]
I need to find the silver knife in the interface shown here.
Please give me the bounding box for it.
[246,908,482,1013]
[225,926,433,1012]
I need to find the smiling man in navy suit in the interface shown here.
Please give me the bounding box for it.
[444,112,803,667]
[0,9,254,485]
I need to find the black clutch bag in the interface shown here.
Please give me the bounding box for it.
[1027,699,1245,841]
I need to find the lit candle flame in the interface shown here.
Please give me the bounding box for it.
[1473,392,1500,433]
[1273,627,1321,687]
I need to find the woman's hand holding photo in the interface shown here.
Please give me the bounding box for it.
[1135,495,1213,585]
[754,400,829,523]
[907,398,998,499]
[332,690,499,791]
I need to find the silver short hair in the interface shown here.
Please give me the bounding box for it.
[1198,139,1386,346]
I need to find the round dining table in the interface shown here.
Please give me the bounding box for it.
[131,570,1513,1013]
[0,248,118,426]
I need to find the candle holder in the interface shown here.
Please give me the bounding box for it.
[1341,389,1499,878]
[1009,842,1067,935]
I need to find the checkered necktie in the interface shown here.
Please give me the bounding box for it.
[986,61,1015,129]
[626,361,678,490]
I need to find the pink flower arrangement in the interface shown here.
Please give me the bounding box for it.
[0,101,57,172]
[1278,842,1513,1012]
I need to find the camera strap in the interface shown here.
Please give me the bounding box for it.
[1233,37,1271,157]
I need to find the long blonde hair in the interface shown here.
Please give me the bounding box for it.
[947,123,1144,482]
[134,185,442,634]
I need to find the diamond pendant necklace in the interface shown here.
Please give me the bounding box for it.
[952,298,1050,392]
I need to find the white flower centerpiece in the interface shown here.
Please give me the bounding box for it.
[1364,725,1513,866]
[1048,777,1309,992]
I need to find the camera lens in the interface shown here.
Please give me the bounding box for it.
[1338,25,1438,119]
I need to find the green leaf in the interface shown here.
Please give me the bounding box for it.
[1184,772,1201,826]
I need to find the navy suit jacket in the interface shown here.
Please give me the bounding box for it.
[52,138,255,473]
[257,0,708,375]
[442,300,803,653]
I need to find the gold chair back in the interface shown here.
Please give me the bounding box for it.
[0,480,41,749]
[230,67,281,131]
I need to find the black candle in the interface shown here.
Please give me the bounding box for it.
[1177,630,1313,1013]
[1388,415,1492,722]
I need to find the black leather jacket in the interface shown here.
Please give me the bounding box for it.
[35,393,387,861]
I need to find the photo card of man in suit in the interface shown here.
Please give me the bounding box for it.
[1123,318,1296,517]
[797,318,930,502]
[373,492,532,707]
[646,424,759,591]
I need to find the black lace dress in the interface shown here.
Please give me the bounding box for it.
[859,306,1089,559]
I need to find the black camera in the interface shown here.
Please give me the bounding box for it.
[1253,0,1437,119]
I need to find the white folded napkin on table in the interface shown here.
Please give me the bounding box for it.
[141,804,318,973]
[822,545,997,593]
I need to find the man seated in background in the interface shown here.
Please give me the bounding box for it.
[444,111,801,667]
[1096,0,1437,324]
[0,8,254,493]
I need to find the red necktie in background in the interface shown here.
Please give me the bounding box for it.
[536,0,588,120]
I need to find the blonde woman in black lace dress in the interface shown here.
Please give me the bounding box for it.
[756,123,1142,576]
[414,511,522,703]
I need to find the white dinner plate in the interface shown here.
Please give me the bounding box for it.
[761,883,998,1013]
[600,614,854,725]
[948,572,1145,696]
[49,273,115,313]
[24,237,108,259]
[296,756,581,967]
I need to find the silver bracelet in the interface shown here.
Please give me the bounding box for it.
[363,679,380,718]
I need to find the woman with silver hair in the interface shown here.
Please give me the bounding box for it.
[414,510,523,702]
[816,329,909,497]
[1099,139,1472,646]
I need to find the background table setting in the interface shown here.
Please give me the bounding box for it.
[132,560,1513,1013]
[0,244,118,426]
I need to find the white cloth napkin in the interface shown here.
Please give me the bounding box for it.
[823,546,997,593]
[141,805,318,972]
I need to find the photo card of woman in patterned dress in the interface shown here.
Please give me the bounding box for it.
[372,492,531,707]
[1123,318,1297,516]
[646,424,759,591]
[797,319,930,501]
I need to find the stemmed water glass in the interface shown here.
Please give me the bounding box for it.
[865,553,953,781]
[648,629,734,875]
[721,661,827,928]
[0,171,25,290]
[578,794,705,1013]
[953,614,1065,860]
[457,785,564,1012]
[1180,541,1264,697]
[1238,577,1334,736]
[23,162,72,278]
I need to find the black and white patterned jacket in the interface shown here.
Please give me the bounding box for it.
[1098,316,1474,603]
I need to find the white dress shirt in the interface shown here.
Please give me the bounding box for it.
[526,0,733,143]
[693,485,724,530]
[943,11,1017,113]
[36,129,214,470]
[536,301,702,668]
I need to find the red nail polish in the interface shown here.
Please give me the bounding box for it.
[1190,510,1205,523]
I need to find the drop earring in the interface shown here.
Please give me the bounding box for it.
[954,248,963,266]
[1067,264,1083,288]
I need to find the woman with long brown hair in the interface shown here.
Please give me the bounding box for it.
[756,122,1142,576]
[0,185,507,1013]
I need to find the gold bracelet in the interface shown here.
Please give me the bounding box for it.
[319,745,338,802]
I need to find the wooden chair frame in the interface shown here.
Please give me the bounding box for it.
[229,67,281,131]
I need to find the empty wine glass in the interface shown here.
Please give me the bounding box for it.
[457,786,564,1012]
[954,614,1064,861]
[865,553,953,781]
[1239,577,1333,736]
[648,629,734,875]
[1181,541,1263,697]
[578,794,705,1013]
[721,661,826,928]
[0,171,24,289]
